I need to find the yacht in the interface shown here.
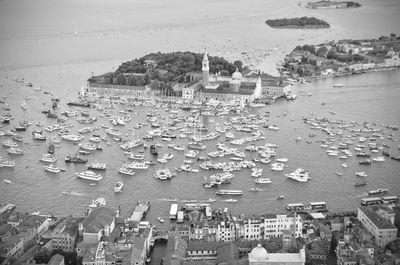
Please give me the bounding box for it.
[154,168,174,180]
[114,181,124,193]
[7,147,23,155]
[40,154,57,163]
[271,162,285,171]
[372,156,385,162]
[87,162,106,170]
[285,168,311,182]
[185,150,199,158]
[43,164,61,173]
[76,171,103,181]
[255,178,272,184]
[0,160,15,168]
[119,166,135,176]
[126,162,149,169]
[355,171,367,178]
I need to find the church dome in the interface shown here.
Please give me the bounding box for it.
[232,68,243,80]
[249,244,268,261]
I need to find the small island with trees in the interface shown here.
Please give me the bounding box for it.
[305,1,361,9]
[265,17,330,29]
[88,51,244,97]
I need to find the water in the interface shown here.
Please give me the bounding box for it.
[1,0,400,221]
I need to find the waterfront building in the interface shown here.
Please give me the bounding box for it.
[262,213,302,239]
[357,206,398,248]
[186,241,219,262]
[81,206,118,244]
[248,244,305,265]
[216,221,237,242]
[51,217,82,252]
[0,234,25,263]
[241,217,263,241]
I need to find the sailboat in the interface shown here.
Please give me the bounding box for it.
[21,100,27,110]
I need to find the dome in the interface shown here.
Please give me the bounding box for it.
[249,244,268,261]
[232,68,243,80]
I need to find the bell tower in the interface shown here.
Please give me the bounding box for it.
[202,50,209,86]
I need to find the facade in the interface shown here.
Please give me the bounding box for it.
[263,214,302,239]
[357,206,397,248]
[51,217,82,252]
[0,234,25,263]
[87,83,152,97]
[216,221,237,242]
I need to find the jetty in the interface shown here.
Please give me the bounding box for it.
[128,201,150,222]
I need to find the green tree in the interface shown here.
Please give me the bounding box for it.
[326,48,338,59]
[116,74,126,85]
[234,60,243,70]
[144,73,150,85]
[316,46,328,57]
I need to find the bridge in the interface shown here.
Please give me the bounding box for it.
[152,230,169,241]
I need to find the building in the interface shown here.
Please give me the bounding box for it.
[248,244,305,265]
[47,254,65,265]
[216,221,237,242]
[51,217,82,252]
[0,234,25,263]
[81,206,118,244]
[357,206,397,248]
[263,214,302,239]
[87,83,152,97]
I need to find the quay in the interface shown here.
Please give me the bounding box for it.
[128,201,150,222]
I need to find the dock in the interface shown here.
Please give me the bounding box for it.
[128,201,150,222]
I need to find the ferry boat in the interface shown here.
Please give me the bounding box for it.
[119,166,135,176]
[76,171,102,181]
[7,147,23,155]
[255,178,272,184]
[368,188,388,196]
[40,153,57,163]
[87,162,106,170]
[114,181,124,193]
[44,164,61,173]
[216,190,243,196]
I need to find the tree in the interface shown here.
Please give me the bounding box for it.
[220,69,230,76]
[303,44,316,54]
[116,74,126,85]
[233,60,243,70]
[127,75,139,86]
[326,48,338,59]
[150,79,160,90]
[144,73,150,85]
[316,46,328,57]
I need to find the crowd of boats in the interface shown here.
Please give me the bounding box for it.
[1,91,399,203]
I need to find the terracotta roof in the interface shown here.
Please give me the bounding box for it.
[83,206,117,234]
[359,206,396,230]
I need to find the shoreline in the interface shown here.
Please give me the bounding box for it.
[267,25,330,29]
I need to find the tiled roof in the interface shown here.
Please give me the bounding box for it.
[83,206,117,234]
[359,206,396,230]
[187,241,220,251]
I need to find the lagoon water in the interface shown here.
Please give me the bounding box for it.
[0,0,400,223]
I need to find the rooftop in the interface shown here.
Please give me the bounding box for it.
[359,206,396,230]
[83,206,117,234]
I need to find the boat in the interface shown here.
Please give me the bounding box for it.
[185,150,199,158]
[33,133,46,140]
[43,164,61,173]
[76,171,102,181]
[285,168,311,182]
[154,168,174,180]
[3,179,12,184]
[87,162,106,170]
[188,141,206,150]
[276,158,288,163]
[150,144,158,155]
[7,147,23,155]
[119,166,135,176]
[368,188,388,196]
[372,156,385,162]
[40,153,57,163]
[158,217,165,223]
[355,171,367,178]
[354,180,367,187]
[251,167,263,178]
[224,199,238,203]
[255,178,272,184]
[342,163,348,168]
[21,101,27,110]
[276,195,285,200]
[335,171,343,176]
[0,160,15,167]
[65,155,88,163]
[333,83,343,87]
[271,162,285,171]
[216,190,243,196]
[114,181,124,192]
[359,159,371,165]
[78,150,91,155]
[126,162,149,169]
[2,140,18,148]
[250,187,262,192]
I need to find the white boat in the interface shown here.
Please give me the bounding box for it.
[333,83,343,87]
[119,166,135,176]
[128,153,145,160]
[355,171,367,178]
[216,190,243,196]
[271,162,285,171]
[372,156,385,162]
[180,165,199,173]
[44,164,61,173]
[87,162,107,170]
[251,167,263,178]
[342,163,348,168]
[33,133,46,140]
[7,147,23,155]
[2,140,18,148]
[114,181,124,192]
[40,153,57,163]
[185,150,199,158]
[255,178,272,184]
[76,171,102,181]
[126,162,148,169]
[154,168,173,180]
[276,158,288,163]
[0,160,15,167]
[21,101,27,110]
[285,168,311,182]
[224,199,238,203]
[3,179,12,184]
[158,217,165,223]
[62,134,84,142]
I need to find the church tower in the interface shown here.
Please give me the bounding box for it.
[202,50,209,86]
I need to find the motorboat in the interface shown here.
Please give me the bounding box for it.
[224,199,238,203]
[355,171,367,178]
[119,166,135,176]
[126,162,149,169]
[114,181,124,193]
[251,167,263,177]
[40,153,57,163]
[7,147,23,155]
[65,155,88,163]
[271,162,285,171]
[285,168,311,182]
[87,162,106,170]
[185,150,199,158]
[76,171,102,181]
[154,168,174,180]
[0,160,15,167]
[372,156,385,162]
[255,178,272,184]
[2,140,18,148]
[158,217,165,223]
[43,164,61,173]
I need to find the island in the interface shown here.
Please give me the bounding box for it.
[279,34,400,81]
[305,1,361,9]
[265,17,330,29]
